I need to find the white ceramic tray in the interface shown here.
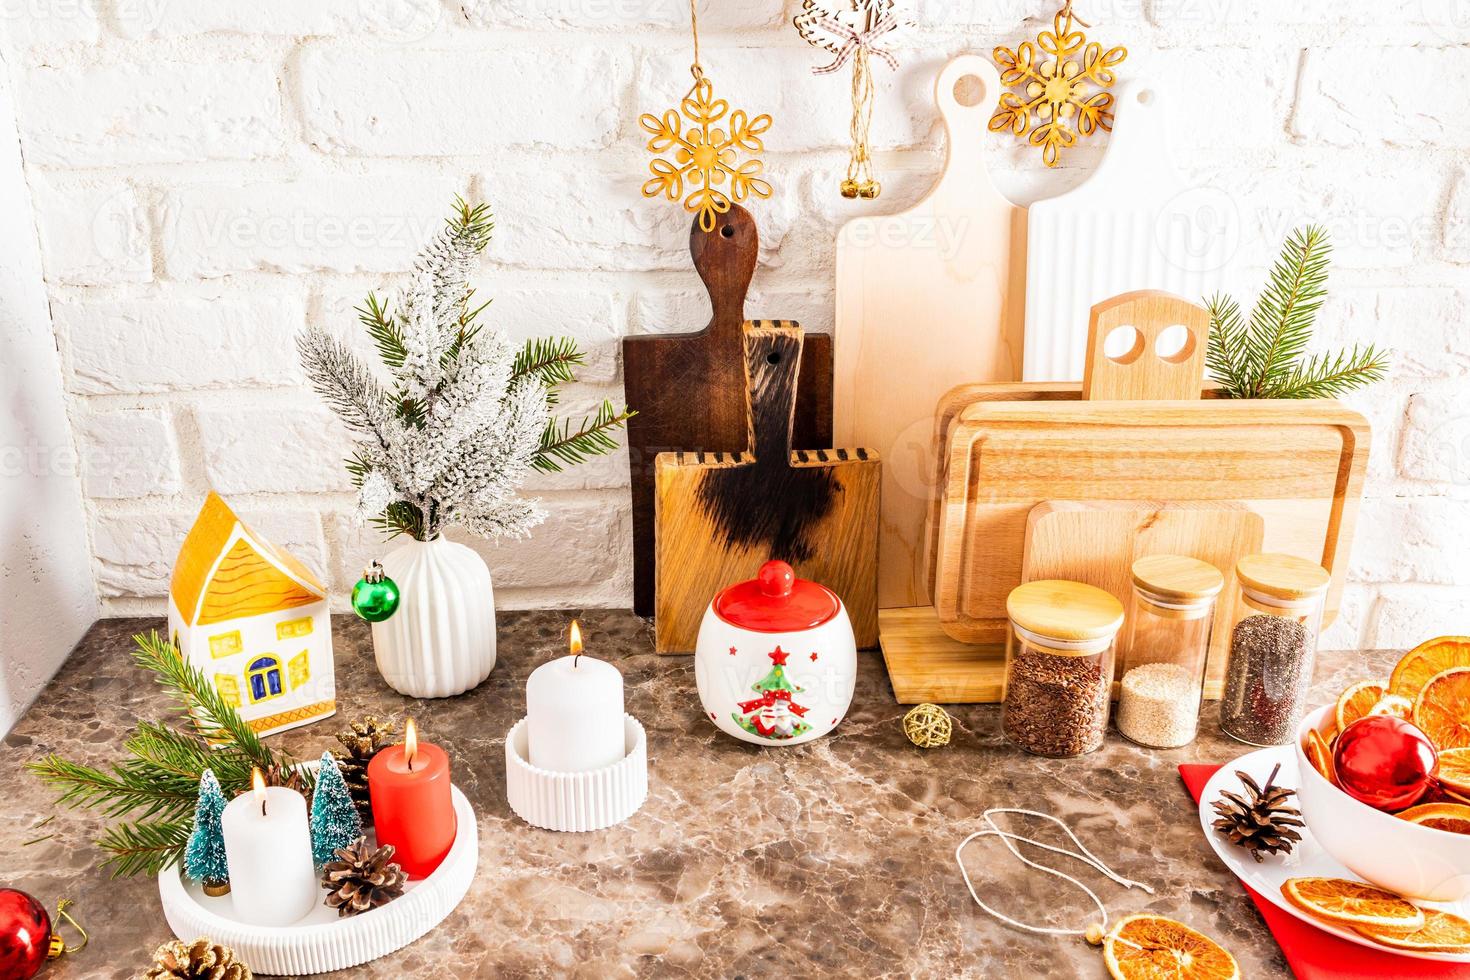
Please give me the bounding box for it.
[159,784,477,975]
[505,713,648,832]
[1200,746,1470,964]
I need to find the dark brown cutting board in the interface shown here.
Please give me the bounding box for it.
[624,204,833,617]
[655,322,877,653]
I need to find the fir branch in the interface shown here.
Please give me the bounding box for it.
[296,329,395,437]
[513,336,586,389]
[1245,225,1331,397]
[26,754,198,821]
[1204,226,1391,400]
[1274,344,1391,399]
[97,817,193,879]
[1205,293,1251,398]
[534,401,637,473]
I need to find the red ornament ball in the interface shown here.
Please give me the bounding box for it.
[0,888,51,980]
[1332,715,1439,812]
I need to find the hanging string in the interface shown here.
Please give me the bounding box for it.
[954,808,1154,944]
[686,0,704,92]
[846,44,875,192]
[1060,0,1092,29]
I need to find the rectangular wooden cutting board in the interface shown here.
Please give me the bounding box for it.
[834,54,1026,611]
[655,322,878,654]
[624,204,832,618]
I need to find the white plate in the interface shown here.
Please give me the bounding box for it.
[159,784,478,975]
[1200,747,1470,963]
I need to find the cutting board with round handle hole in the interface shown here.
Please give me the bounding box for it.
[624,204,833,618]
[1021,78,1239,383]
[834,53,1026,612]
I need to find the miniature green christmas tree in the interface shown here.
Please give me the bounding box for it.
[183,769,229,890]
[310,753,363,867]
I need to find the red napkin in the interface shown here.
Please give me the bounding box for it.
[1182,763,1470,979]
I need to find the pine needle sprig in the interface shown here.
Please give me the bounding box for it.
[514,337,586,389]
[1205,225,1391,399]
[534,401,637,473]
[358,293,406,369]
[95,818,193,880]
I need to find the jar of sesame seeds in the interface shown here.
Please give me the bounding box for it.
[1002,580,1125,758]
[1115,555,1223,749]
[1219,554,1330,747]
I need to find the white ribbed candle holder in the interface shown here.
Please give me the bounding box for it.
[505,713,648,831]
[158,785,477,975]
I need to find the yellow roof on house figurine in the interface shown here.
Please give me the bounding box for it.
[170,492,327,627]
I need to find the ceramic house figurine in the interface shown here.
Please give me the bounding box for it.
[694,560,858,747]
[167,492,335,736]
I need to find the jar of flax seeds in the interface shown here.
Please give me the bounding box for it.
[1219,554,1330,746]
[1116,555,1223,749]
[1003,580,1125,757]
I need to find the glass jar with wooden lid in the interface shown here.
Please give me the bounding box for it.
[1003,579,1125,757]
[1115,555,1224,749]
[1219,553,1331,746]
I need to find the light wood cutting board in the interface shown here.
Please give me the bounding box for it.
[655,322,879,654]
[1021,500,1265,692]
[931,290,1370,645]
[834,54,1026,611]
[1021,79,1237,383]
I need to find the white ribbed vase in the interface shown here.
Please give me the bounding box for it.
[371,537,495,698]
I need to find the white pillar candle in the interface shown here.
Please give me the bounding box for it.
[221,772,320,927]
[527,621,625,773]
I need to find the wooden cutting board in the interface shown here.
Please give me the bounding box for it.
[1021,500,1266,693]
[1021,79,1236,382]
[655,322,878,654]
[931,290,1369,644]
[624,204,833,617]
[834,53,1026,611]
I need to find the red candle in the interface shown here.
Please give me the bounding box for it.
[368,719,456,879]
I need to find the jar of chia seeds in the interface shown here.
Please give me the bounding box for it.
[1003,580,1125,758]
[1116,555,1223,749]
[1219,553,1330,747]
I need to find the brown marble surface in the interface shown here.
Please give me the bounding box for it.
[0,613,1380,978]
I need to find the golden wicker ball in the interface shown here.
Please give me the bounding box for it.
[902,703,952,748]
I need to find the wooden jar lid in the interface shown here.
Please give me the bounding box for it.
[1235,553,1330,601]
[1007,579,1125,643]
[1131,555,1224,604]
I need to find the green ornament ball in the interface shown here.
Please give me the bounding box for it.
[352,570,400,623]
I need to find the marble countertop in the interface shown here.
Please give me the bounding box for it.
[0,612,1379,978]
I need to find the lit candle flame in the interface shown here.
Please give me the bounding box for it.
[570,619,583,666]
[251,766,266,816]
[404,718,418,771]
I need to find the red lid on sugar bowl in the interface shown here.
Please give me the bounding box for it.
[713,560,841,632]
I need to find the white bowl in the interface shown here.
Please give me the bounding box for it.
[1295,704,1470,901]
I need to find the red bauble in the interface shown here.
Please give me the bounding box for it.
[0,888,51,980]
[1333,715,1439,812]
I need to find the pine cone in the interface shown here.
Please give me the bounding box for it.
[145,938,252,980]
[333,716,397,821]
[1211,763,1305,862]
[260,761,305,794]
[322,836,407,917]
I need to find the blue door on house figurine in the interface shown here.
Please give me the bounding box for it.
[247,655,284,703]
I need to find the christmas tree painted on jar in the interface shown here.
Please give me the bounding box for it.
[184,769,229,895]
[732,648,812,741]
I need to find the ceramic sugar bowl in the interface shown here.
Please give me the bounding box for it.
[694,560,858,746]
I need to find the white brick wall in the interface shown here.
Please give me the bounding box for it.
[3,1,1467,641]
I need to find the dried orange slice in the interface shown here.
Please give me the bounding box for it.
[1356,908,1470,953]
[1436,747,1470,795]
[1103,914,1239,980]
[1337,680,1387,732]
[1369,693,1414,720]
[1398,801,1470,834]
[1392,637,1470,700]
[1280,878,1424,932]
[1303,728,1335,783]
[1414,668,1470,750]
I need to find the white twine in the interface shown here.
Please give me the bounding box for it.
[954,808,1155,939]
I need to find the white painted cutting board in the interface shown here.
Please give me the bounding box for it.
[834,54,1026,610]
[1021,79,1239,382]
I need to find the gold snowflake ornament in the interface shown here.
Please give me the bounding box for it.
[640,75,772,232]
[989,5,1126,167]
